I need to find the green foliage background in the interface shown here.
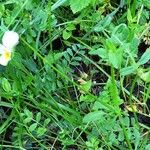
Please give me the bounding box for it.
[0,0,150,149]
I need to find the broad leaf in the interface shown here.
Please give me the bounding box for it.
[108,49,123,69]
[89,48,107,60]
[2,78,11,92]
[120,65,138,76]
[106,40,123,69]
[70,0,92,13]
[111,24,129,44]
[83,111,105,123]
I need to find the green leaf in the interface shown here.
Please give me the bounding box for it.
[23,58,37,73]
[70,0,92,13]
[143,0,150,9]
[70,61,80,66]
[105,39,123,69]
[94,16,112,32]
[111,24,129,44]
[127,9,133,23]
[51,0,67,11]
[80,94,95,102]
[24,108,33,118]
[74,56,82,61]
[120,116,130,127]
[63,30,71,40]
[108,48,123,69]
[29,123,38,132]
[0,4,5,17]
[1,78,11,92]
[89,48,107,60]
[67,48,73,56]
[36,112,41,122]
[108,80,123,107]
[83,111,105,123]
[37,127,47,136]
[80,80,92,93]
[54,52,64,61]
[140,71,150,82]
[92,101,109,111]
[138,48,150,65]
[23,117,32,124]
[118,131,124,142]
[109,132,117,144]
[45,52,64,64]
[66,24,76,31]
[146,144,150,150]
[106,39,116,52]
[129,38,139,55]
[44,118,51,126]
[104,39,123,68]
[120,65,138,76]
[64,52,70,61]
[0,102,12,108]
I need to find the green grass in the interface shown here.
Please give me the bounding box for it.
[0,0,150,149]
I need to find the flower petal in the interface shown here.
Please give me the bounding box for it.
[0,44,5,54]
[0,55,10,66]
[2,31,19,49]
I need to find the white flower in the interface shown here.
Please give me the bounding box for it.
[0,31,19,66]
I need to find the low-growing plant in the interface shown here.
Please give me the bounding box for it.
[0,0,150,149]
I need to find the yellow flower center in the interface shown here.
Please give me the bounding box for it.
[4,49,11,60]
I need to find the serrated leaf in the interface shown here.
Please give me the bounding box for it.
[79,94,95,102]
[70,0,92,13]
[29,123,37,132]
[83,111,105,123]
